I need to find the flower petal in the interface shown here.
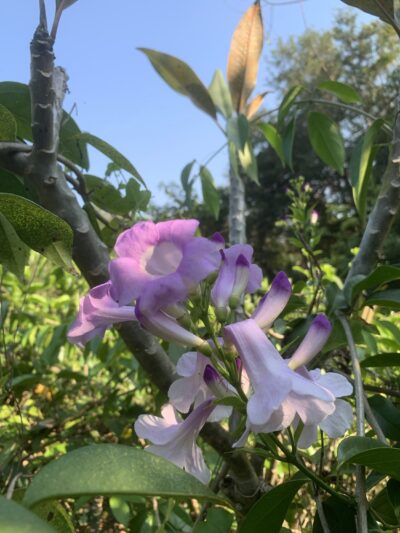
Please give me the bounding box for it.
[320,399,353,438]
[310,370,353,398]
[297,423,318,449]
[114,220,159,258]
[176,351,198,377]
[178,237,221,286]
[288,315,332,370]
[252,272,292,330]
[157,219,199,247]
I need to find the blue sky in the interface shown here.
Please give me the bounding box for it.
[1,1,371,206]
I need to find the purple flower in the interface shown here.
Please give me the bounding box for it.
[224,319,335,444]
[168,352,231,422]
[287,315,332,370]
[134,400,215,483]
[67,282,136,345]
[211,244,262,312]
[252,272,292,330]
[109,220,221,312]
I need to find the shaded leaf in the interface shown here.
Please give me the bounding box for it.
[78,132,146,188]
[139,48,216,119]
[278,85,303,127]
[0,193,73,269]
[259,122,284,165]
[227,1,264,113]
[370,487,400,528]
[0,82,89,168]
[318,80,361,104]
[0,169,36,200]
[238,140,258,183]
[32,500,76,533]
[307,112,345,174]
[0,211,29,279]
[312,497,356,533]
[239,478,308,533]
[209,69,233,118]
[227,114,249,151]
[282,117,296,170]
[200,166,220,220]
[194,508,233,533]
[246,91,268,120]
[365,289,400,310]
[368,395,400,441]
[0,496,57,533]
[351,265,400,299]
[23,444,225,508]
[340,0,395,28]
[337,436,400,480]
[387,479,400,521]
[0,104,16,140]
[361,353,400,368]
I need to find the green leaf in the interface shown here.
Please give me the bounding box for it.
[312,497,356,533]
[361,353,400,368]
[32,500,75,533]
[278,85,303,127]
[282,116,296,171]
[227,114,249,151]
[214,396,246,411]
[23,444,225,508]
[0,104,16,140]
[318,80,361,104]
[239,478,308,533]
[307,112,345,174]
[368,395,400,441]
[387,479,400,521]
[259,123,284,165]
[365,289,400,310]
[0,169,36,200]
[200,166,220,220]
[370,487,400,528]
[351,120,384,222]
[180,160,196,191]
[78,133,146,188]
[238,141,259,184]
[138,48,216,120]
[85,174,127,215]
[322,317,365,352]
[0,211,29,279]
[209,69,233,118]
[0,496,57,533]
[337,436,400,480]
[109,496,131,527]
[0,193,73,269]
[351,265,400,299]
[194,508,233,533]
[0,82,89,169]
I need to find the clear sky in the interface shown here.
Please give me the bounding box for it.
[1,1,371,206]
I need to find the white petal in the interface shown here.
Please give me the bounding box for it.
[320,399,353,438]
[314,372,353,398]
[297,424,318,449]
[291,372,335,402]
[176,351,198,377]
[168,377,198,413]
[208,404,232,422]
[290,393,335,425]
[134,413,179,445]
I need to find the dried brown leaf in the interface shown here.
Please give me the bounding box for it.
[227,1,264,114]
[245,91,269,120]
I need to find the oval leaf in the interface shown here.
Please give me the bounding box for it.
[227,1,264,113]
[200,166,220,220]
[368,395,400,441]
[238,140,258,184]
[259,122,284,165]
[307,112,345,174]
[0,211,29,279]
[209,69,233,119]
[0,193,73,269]
[138,48,216,120]
[23,444,225,508]
[278,85,303,127]
[0,496,57,533]
[0,104,17,141]
[318,80,361,104]
[239,478,308,533]
[282,117,296,170]
[361,353,400,368]
[337,436,400,480]
[365,289,400,310]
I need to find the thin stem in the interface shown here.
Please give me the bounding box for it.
[336,313,369,533]
[39,0,48,30]
[50,0,67,41]
[202,141,228,168]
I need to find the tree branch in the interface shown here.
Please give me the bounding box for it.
[229,166,246,245]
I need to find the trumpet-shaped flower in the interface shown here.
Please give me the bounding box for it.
[109,219,221,310]
[252,271,292,330]
[134,400,214,483]
[67,281,136,345]
[211,244,262,312]
[224,318,335,438]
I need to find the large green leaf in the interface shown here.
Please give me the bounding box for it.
[258,123,284,165]
[368,395,400,441]
[365,289,400,310]
[0,169,36,200]
[32,500,75,533]
[351,265,400,299]
[0,104,17,140]
[194,508,233,533]
[282,116,296,170]
[312,497,356,533]
[23,444,225,508]
[0,496,57,533]
[350,119,384,223]
[318,80,361,104]
[209,69,233,119]
[227,114,249,152]
[361,353,400,368]
[0,82,89,169]
[200,166,220,220]
[0,193,73,269]
[239,478,308,533]
[278,85,303,127]
[138,48,216,120]
[337,437,400,480]
[0,211,29,279]
[307,112,345,174]
[78,133,146,188]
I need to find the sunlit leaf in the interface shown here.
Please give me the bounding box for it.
[278,85,303,127]
[23,444,225,507]
[138,48,216,119]
[209,69,233,118]
[246,91,268,120]
[238,140,258,183]
[200,166,220,220]
[307,112,345,174]
[0,496,57,533]
[259,122,284,165]
[227,1,264,113]
[239,478,308,533]
[0,211,29,279]
[32,500,76,533]
[0,104,16,141]
[318,80,361,104]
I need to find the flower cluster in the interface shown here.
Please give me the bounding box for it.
[69,219,353,483]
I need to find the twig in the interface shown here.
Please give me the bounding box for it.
[38,0,48,31]
[336,313,368,533]
[50,0,67,41]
